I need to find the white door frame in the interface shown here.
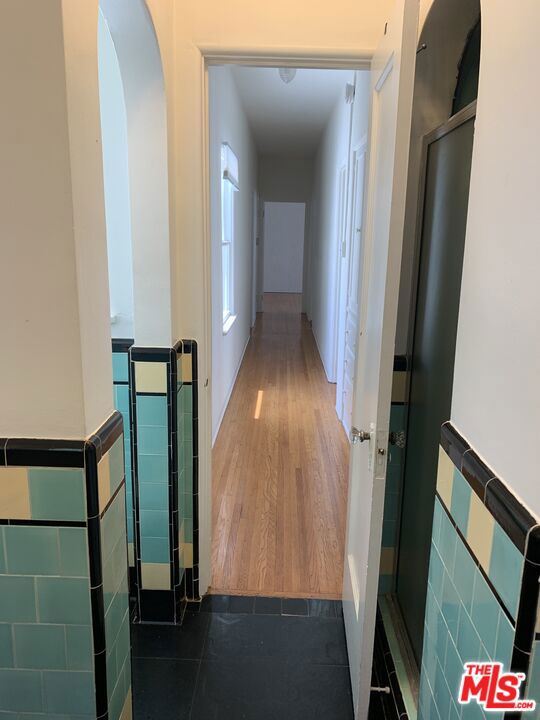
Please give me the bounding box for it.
[199,48,371,596]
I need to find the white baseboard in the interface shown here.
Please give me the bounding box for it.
[312,323,336,384]
[212,334,251,447]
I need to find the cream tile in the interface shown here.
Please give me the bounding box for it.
[128,542,135,566]
[97,453,111,513]
[141,562,170,590]
[391,371,407,403]
[181,354,192,383]
[182,542,193,568]
[0,467,30,519]
[436,446,454,509]
[467,491,494,573]
[379,547,395,575]
[135,361,168,394]
[120,688,132,720]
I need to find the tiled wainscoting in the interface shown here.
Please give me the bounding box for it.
[419,422,540,720]
[0,412,131,720]
[112,339,199,623]
[379,356,408,595]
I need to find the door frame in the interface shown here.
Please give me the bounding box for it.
[198,48,371,594]
[394,100,477,611]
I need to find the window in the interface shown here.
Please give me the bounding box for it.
[221,143,239,333]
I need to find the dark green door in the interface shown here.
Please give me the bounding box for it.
[396,111,475,663]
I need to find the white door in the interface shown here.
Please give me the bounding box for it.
[342,0,418,717]
[340,143,367,436]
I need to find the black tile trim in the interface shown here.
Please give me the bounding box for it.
[198,594,343,617]
[0,438,7,466]
[513,557,540,656]
[485,479,536,555]
[393,355,409,372]
[0,519,86,528]
[441,422,536,554]
[5,438,85,468]
[131,347,173,362]
[525,525,540,566]
[436,491,516,626]
[84,439,108,718]
[139,589,176,623]
[91,411,123,462]
[112,338,134,353]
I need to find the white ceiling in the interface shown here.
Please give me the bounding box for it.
[230,66,355,157]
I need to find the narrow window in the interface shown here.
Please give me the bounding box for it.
[221,143,239,332]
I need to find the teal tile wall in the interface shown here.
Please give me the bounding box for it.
[28,468,86,521]
[378,401,406,595]
[136,394,170,571]
[419,493,518,720]
[527,640,540,710]
[0,524,95,718]
[101,487,131,720]
[177,382,194,577]
[113,349,134,567]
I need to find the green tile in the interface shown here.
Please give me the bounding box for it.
[114,383,130,412]
[112,353,129,383]
[137,426,168,455]
[432,498,443,548]
[136,395,168,427]
[59,527,89,577]
[140,510,168,538]
[456,606,481,663]
[14,624,66,670]
[0,669,43,712]
[28,468,86,521]
[0,624,13,668]
[428,543,444,600]
[434,659,451,720]
[138,454,168,483]
[452,536,476,613]
[0,529,5,574]
[438,510,457,574]
[0,577,36,622]
[450,468,471,535]
[444,637,463,700]
[66,625,93,670]
[527,641,540,710]
[42,670,95,714]
[494,612,514,667]
[181,385,193,415]
[140,482,168,512]
[489,524,523,619]
[471,569,500,657]
[37,577,91,625]
[3,526,59,576]
[440,571,460,642]
[141,537,169,563]
[109,435,125,495]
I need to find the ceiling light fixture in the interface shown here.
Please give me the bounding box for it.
[278,67,297,84]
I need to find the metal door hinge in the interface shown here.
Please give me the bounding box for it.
[351,427,371,444]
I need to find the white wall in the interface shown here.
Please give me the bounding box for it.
[0,0,113,438]
[101,0,172,347]
[209,66,257,444]
[307,74,354,382]
[98,12,134,339]
[449,0,540,517]
[263,202,305,293]
[258,156,313,203]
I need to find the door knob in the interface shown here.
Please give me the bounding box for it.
[351,427,371,444]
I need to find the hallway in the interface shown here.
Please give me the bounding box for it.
[212,293,350,598]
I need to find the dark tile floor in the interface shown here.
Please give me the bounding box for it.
[131,595,354,720]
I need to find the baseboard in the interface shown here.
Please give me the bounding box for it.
[212,334,251,447]
[311,322,336,384]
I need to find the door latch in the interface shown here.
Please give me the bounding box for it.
[351,427,371,444]
[389,430,406,448]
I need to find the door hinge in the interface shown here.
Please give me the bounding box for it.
[389,430,406,449]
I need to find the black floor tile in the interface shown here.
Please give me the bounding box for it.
[308,599,337,618]
[253,596,282,615]
[204,613,349,665]
[201,594,230,613]
[132,657,199,720]
[282,597,308,616]
[131,612,210,659]
[191,658,354,720]
[228,595,255,613]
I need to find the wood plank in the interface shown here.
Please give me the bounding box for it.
[211,293,350,599]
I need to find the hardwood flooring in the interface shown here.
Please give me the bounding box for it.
[211,293,350,599]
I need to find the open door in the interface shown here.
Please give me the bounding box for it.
[342,0,418,716]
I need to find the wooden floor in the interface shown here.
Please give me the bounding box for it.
[211,293,350,599]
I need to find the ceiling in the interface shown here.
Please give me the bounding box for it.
[230,66,355,157]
